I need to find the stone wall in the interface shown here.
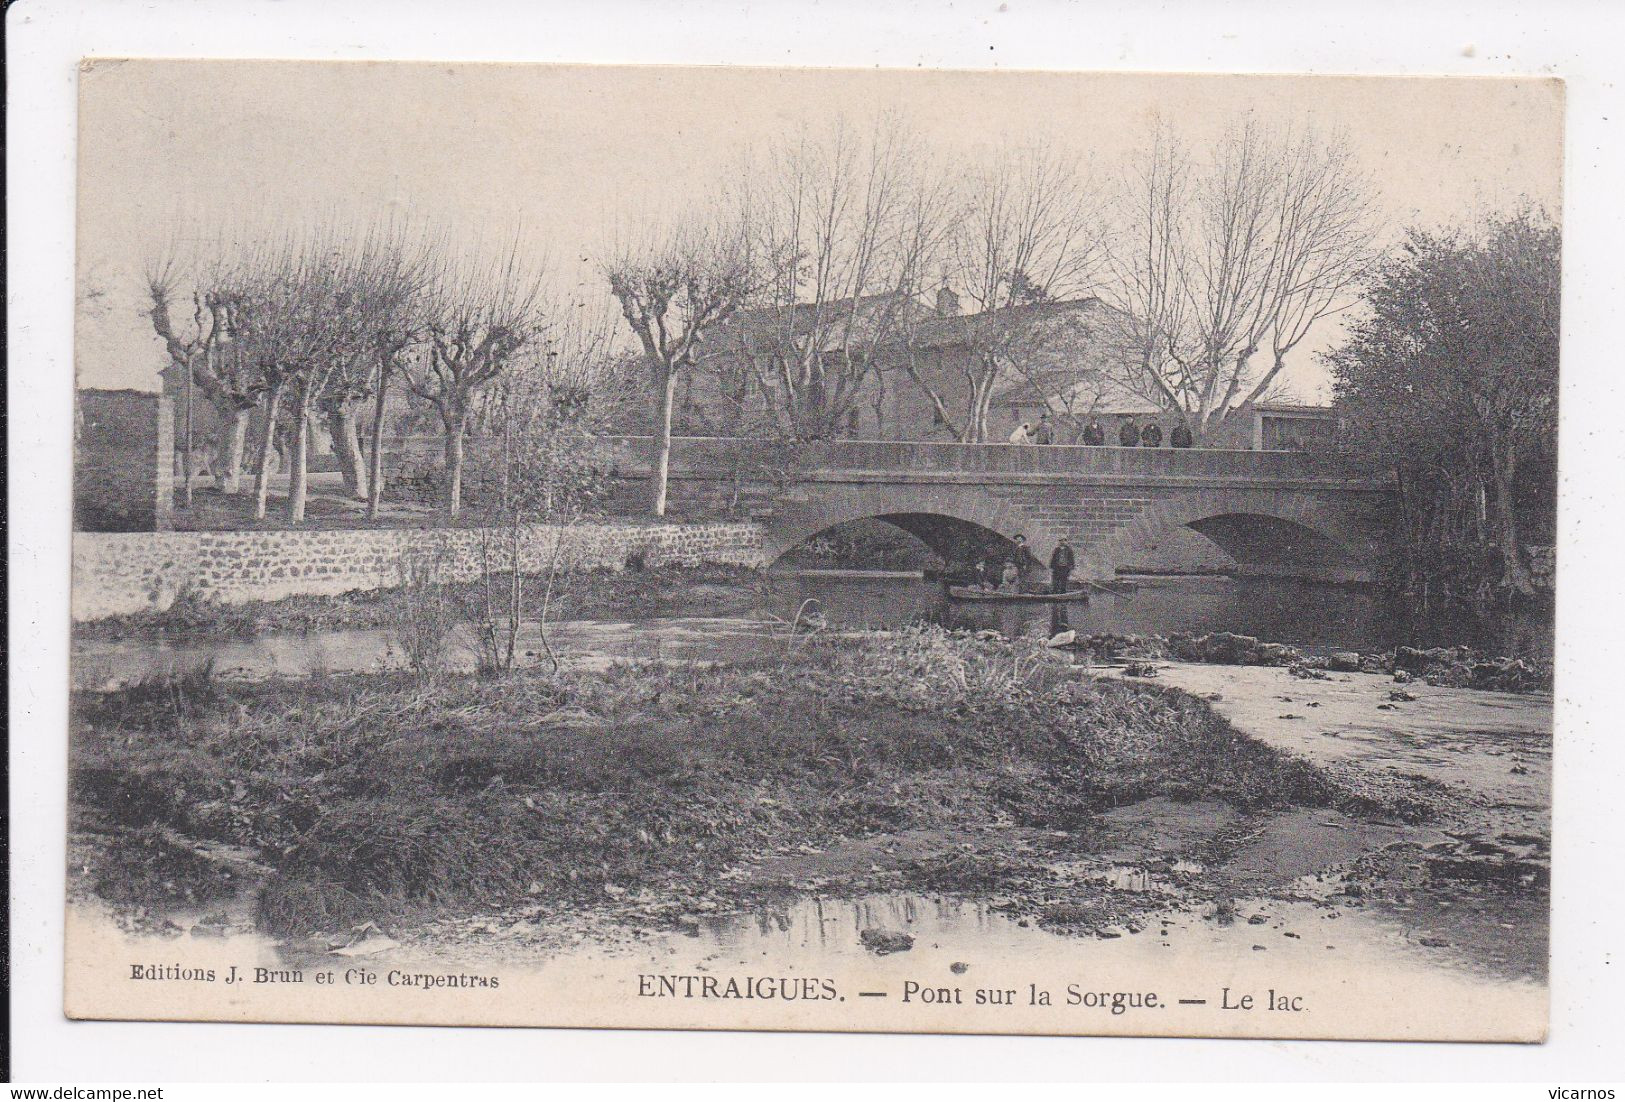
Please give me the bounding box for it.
[75,390,174,532]
[72,521,764,621]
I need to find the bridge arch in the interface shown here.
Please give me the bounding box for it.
[1077,487,1381,581]
[761,484,1045,566]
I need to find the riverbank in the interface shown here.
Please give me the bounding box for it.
[74,563,776,643]
[71,626,1431,944]
[1109,660,1552,979]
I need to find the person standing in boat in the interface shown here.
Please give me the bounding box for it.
[1049,536,1076,595]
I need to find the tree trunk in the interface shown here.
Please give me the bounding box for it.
[253,383,285,521]
[968,367,996,443]
[367,369,390,520]
[1490,447,1536,598]
[218,408,251,495]
[182,356,196,509]
[650,368,679,516]
[325,402,369,501]
[444,407,469,518]
[287,396,313,525]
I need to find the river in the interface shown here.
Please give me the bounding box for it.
[66,570,1552,1038]
[779,571,1549,656]
[70,572,1549,691]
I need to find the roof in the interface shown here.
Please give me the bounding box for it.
[910,296,1116,350]
[709,292,1123,358]
[711,293,926,356]
[1253,401,1335,417]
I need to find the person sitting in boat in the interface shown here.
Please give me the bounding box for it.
[1049,536,1076,595]
[972,558,994,591]
[999,559,1021,591]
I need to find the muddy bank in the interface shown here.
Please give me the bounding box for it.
[1105,661,1551,980]
[1075,630,1552,694]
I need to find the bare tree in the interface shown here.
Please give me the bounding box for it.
[365,311,419,520]
[278,237,385,525]
[323,230,430,507]
[904,141,1110,442]
[217,230,373,525]
[1001,310,1135,440]
[1105,117,1379,441]
[403,243,547,518]
[605,216,754,516]
[203,240,302,523]
[723,117,950,441]
[145,254,263,499]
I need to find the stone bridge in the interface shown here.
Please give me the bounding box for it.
[604,436,1393,581]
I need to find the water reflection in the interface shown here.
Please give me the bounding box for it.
[693,893,1028,956]
[620,889,1543,999]
[779,572,1546,656]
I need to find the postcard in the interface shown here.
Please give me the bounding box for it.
[67,60,1560,1041]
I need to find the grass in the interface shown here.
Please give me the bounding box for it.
[70,625,1382,937]
[74,563,775,643]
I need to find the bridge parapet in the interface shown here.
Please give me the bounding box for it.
[602,435,1379,484]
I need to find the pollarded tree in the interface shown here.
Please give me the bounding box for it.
[605,216,755,516]
[145,254,264,498]
[1327,210,1559,603]
[278,237,390,526]
[403,244,548,518]
[317,229,432,506]
[211,229,377,524]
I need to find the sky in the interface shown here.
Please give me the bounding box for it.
[75,60,1564,397]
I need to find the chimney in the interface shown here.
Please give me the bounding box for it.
[935,284,961,317]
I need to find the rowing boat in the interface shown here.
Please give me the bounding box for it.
[947,586,1091,603]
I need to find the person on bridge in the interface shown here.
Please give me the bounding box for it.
[1118,417,1141,447]
[1031,413,1054,445]
[1049,537,1076,595]
[1140,421,1163,448]
[1170,421,1194,449]
[1008,421,1034,445]
[1081,417,1106,446]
